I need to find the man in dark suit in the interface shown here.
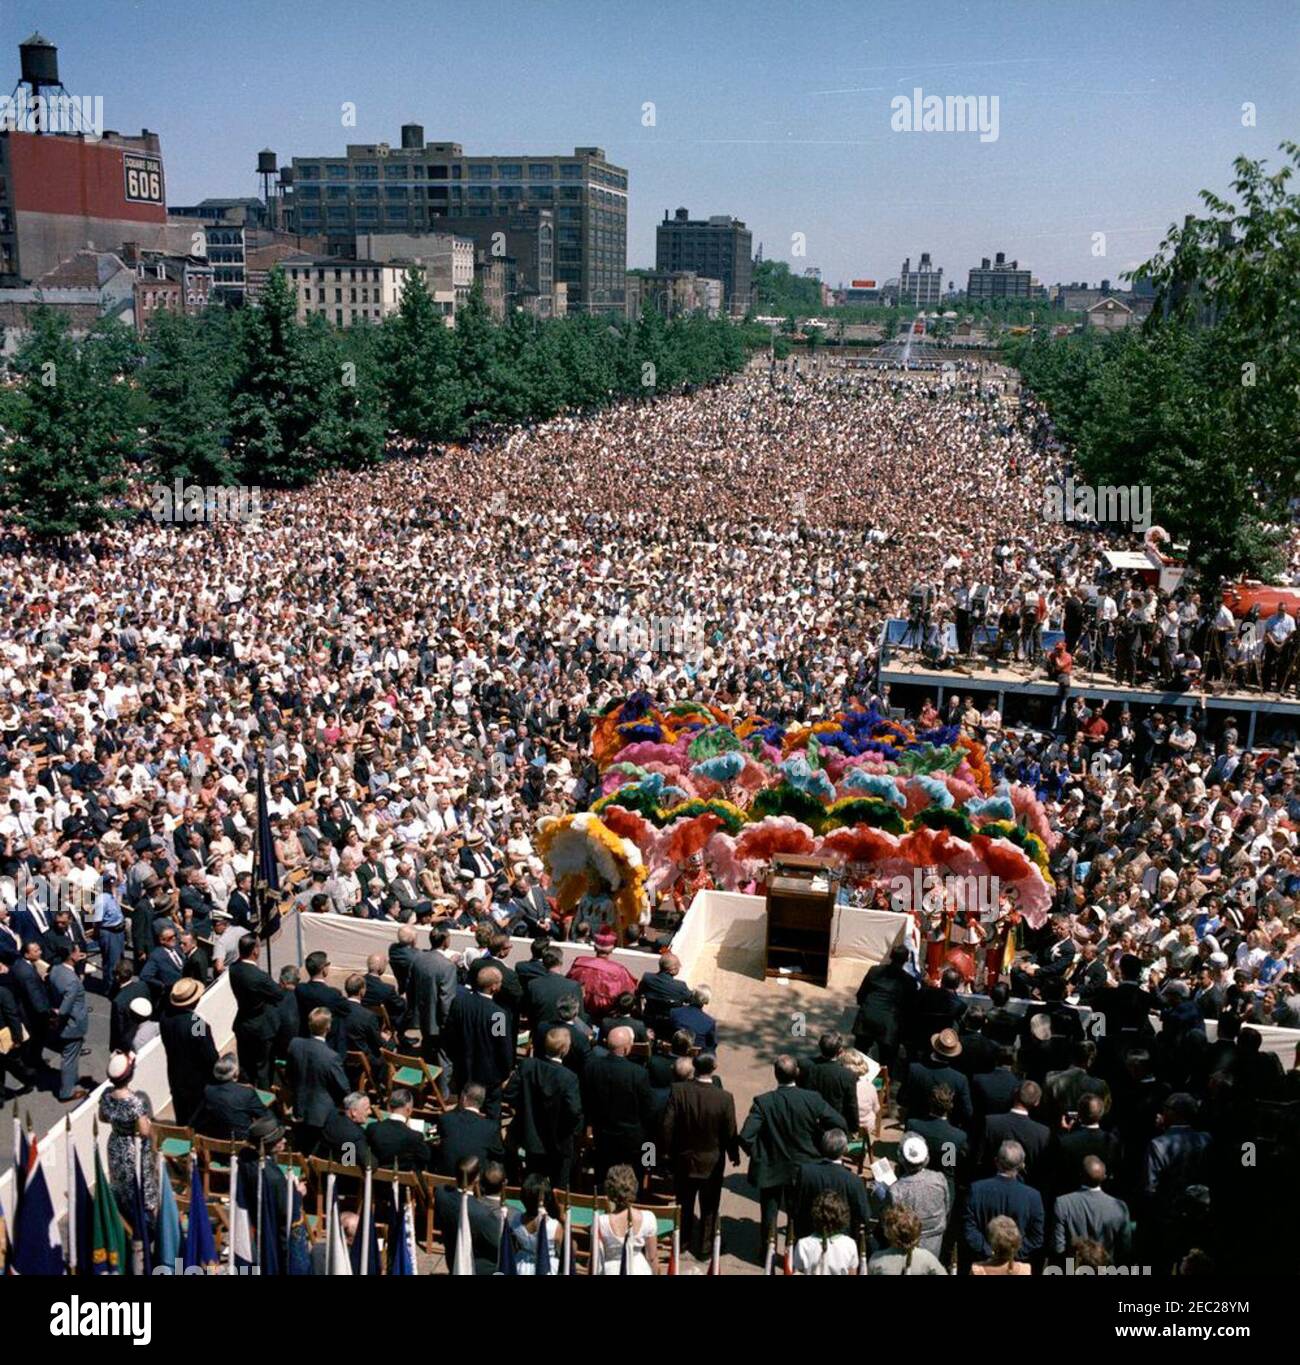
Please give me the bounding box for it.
[668,987,718,1052]
[955,1005,1000,1078]
[905,1082,971,1193]
[194,1054,272,1140]
[287,1007,351,1154]
[600,992,649,1045]
[582,1023,655,1184]
[368,1088,433,1172]
[319,1091,373,1168]
[533,994,593,1078]
[467,935,523,1032]
[902,1029,974,1128]
[1051,1156,1131,1260]
[788,1128,871,1241]
[108,963,152,1052]
[434,1084,506,1176]
[799,1031,860,1135]
[1053,1093,1123,1198]
[636,951,692,1036]
[407,925,459,1080]
[160,977,218,1126]
[272,965,301,1064]
[963,1140,1045,1266]
[852,944,918,1075]
[140,923,186,1003]
[229,934,284,1086]
[1011,914,1077,999]
[338,974,385,1070]
[660,1056,739,1257]
[362,951,406,1031]
[433,1156,505,1275]
[296,951,346,1043]
[981,1080,1052,1190]
[971,1045,1020,1120]
[504,1027,584,1191]
[910,966,967,1052]
[9,940,50,1077]
[388,925,419,996]
[739,1054,849,1248]
[445,963,514,1119]
[523,945,585,1028]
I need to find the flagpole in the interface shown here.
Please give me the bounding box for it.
[255,1139,265,1273]
[710,1225,721,1275]
[324,1173,336,1274]
[285,1154,295,1274]
[359,1164,373,1275]
[563,1206,573,1275]
[65,1117,77,1275]
[226,1161,237,1276]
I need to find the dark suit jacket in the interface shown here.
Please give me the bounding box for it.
[338,999,384,1065]
[140,945,185,998]
[388,941,417,995]
[524,972,585,1028]
[434,1108,506,1175]
[446,990,514,1095]
[296,979,347,1038]
[582,1051,655,1148]
[230,959,284,1041]
[531,1019,592,1077]
[109,979,151,1051]
[504,1056,584,1159]
[434,1189,502,1275]
[902,1059,973,1128]
[367,1117,432,1172]
[790,1158,870,1239]
[739,1085,848,1190]
[660,1077,738,1178]
[273,989,300,1062]
[8,957,49,1034]
[286,1035,350,1126]
[160,1008,219,1124]
[319,1109,371,1166]
[1053,1126,1123,1197]
[963,1175,1045,1260]
[667,1004,717,1051]
[853,961,919,1047]
[799,1056,860,1134]
[636,970,692,1030]
[906,1115,971,1187]
[362,973,404,1021]
[195,1081,271,1140]
[982,1110,1052,1188]
[971,1066,1020,1119]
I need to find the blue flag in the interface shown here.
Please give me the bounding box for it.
[12,1143,64,1275]
[495,1207,516,1276]
[72,1146,94,1276]
[386,1188,416,1277]
[349,1187,381,1275]
[253,752,281,918]
[287,1184,312,1276]
[258,1162,281,1276]
[536,1214,551,1277]
[183,1162,218,1269]
[155,1161,181,1269]
[128,1147,153,1276]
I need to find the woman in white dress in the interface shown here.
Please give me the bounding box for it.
[792,1191,860,1276]
[509,1174,564,1276]
[591,1165,658,1275]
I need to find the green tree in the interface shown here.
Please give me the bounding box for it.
[378,269,462,439]
[141,308,234,485]
[0,308,135,536]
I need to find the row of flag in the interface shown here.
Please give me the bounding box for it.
[5,1117,705,1276]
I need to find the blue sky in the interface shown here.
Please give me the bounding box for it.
[3,0,1296,287]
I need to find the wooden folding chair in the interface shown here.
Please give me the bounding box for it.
[306,1156,367,1241]
[194,1134,239,1202]
[635,1200,681,1274]
[381,1047,449,1112]
[345,1049,380,1098]
[419,1171,458,1263]
[150,1122,195,1192]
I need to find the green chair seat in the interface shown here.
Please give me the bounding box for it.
[393,1066,424,1088]
[255,1089,275,1107]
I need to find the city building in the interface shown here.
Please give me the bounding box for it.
[966,251,1045,301]
[1085,296,1135,331]
[417,210,555,315]
[897,253,943,307]
[840,278,883,305]
[355,231,474,319]
[625,269,723,319]
[120,242,213,334]
[473,251,507,320]
[0,249,135,355]
[281,254,412,327]
[284,127,625,313]
[655,208,753,316]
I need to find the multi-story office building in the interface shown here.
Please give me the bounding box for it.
[966,251,1044,301]
[655,207,752,315]
[284,126,625,313]
[282,254,413,327]
[355,231,474,318]
[625,269,722,319]
[898,253,943,308]
[423,210,554,315]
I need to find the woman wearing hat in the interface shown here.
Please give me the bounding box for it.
[99,1051,160,1222]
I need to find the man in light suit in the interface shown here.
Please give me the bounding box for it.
[287,1006,351,1155]
[1051,1156,1131,1260]
[46,943,90,1102]
[407,924,459,1086]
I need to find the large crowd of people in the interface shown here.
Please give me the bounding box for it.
[1,362,1298,1275]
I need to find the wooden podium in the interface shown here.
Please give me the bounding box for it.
[764,854,836,986]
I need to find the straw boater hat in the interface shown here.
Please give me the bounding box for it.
[169,978,204,1008]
